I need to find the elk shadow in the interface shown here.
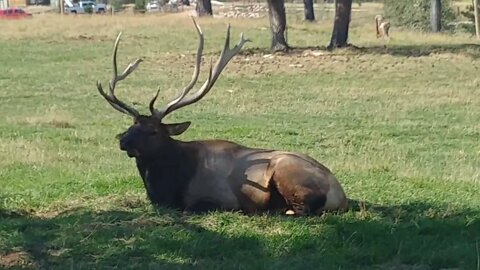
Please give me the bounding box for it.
[323,198,480,269]
[0,207,267,269]
[0,200,478,269]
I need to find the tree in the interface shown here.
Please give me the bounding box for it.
[328,0,352,49]
[196,0,212,16]
[194,0,289,51]
[431,0,441,32]
[475,0,480,38]
[304,0,315,21]
[385,0,455,31]
[267,0,289,52]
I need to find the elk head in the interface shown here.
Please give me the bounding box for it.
[96,18,250,159]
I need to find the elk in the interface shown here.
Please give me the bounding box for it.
[375,15,391,39]
[96,18,348,216]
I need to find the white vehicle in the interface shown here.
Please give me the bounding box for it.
[146,0,160,12]
[65,0,107,14]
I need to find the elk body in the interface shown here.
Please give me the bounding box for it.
[375,15,391,39]
[96,19,348,216]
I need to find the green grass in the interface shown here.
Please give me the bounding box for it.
[1,4,480,269]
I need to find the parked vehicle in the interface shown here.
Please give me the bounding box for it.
[64,0,107,14]
[0,7,32,19]
[146,0,180,12]
[146,0,160,12]
[28,0,50,5]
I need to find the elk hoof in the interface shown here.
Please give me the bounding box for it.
[285,210,295,215]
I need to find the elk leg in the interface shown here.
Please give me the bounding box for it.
[265,154,330,216]
[274,180,327,216]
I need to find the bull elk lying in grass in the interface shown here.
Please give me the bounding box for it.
[96,18,348,216]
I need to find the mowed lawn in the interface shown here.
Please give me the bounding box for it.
[1,4,480,269]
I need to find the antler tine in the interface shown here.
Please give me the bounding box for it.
[210,24,251,85]
[96,32,142,117]
[158,22,250,119]
[97,81,130,114]
[150,17,205,118]
[149,88,161,114]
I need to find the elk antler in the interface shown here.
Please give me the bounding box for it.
[150,17,251,120]
[97,32,142,117]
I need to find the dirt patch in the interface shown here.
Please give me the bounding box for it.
[0,251,36,268]
[141,47,387,77]
[216,46,475,76]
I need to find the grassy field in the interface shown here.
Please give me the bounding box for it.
[1,3,480,269]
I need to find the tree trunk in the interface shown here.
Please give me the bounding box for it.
[196,0,212,16]
[304,0,315,21]
[474,0,480,39]
[327,0,352,49]
[431,0,441,32]
[267,0,289,52]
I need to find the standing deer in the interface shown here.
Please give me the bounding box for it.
[375,15,391,39]
[96,18,348,216]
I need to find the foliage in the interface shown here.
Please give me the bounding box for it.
[84,5,93,13]
[112,0,123,11]
[460,4,476,34]
[134,0,145,11]
[384,0,457,31]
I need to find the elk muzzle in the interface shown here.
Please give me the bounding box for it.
[118,133,140,158]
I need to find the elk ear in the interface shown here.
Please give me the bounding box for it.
[165,121,191,136]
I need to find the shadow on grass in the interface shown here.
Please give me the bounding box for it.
[0,200,479,269]
[0,207,267,269]
[240,43,480,58]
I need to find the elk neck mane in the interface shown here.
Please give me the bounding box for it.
[134,138,199,208]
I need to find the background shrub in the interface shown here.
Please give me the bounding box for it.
[384,0,456,31]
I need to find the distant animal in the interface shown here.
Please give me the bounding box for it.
[96,18,348,216]
[375,15,391,39]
